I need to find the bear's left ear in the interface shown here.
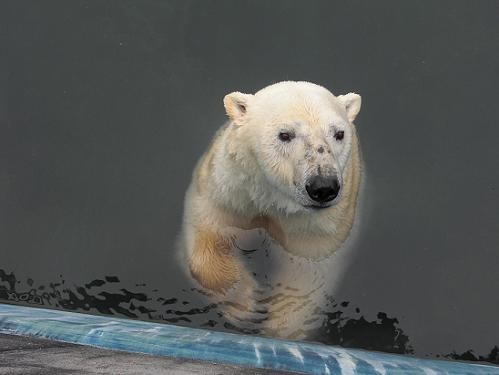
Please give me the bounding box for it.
[223,92,254,124]
[337,93,362,123]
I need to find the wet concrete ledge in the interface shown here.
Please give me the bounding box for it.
[0,303,498,374]
[0,333,294,374]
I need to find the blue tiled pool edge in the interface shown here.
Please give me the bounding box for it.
[0,303,497,374]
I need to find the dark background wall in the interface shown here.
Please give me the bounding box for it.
[1,0,498,363]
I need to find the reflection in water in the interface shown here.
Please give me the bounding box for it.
[313,310,412,355]
[445,347,499,364]
[0,267,402,347]
[1,267,497,365]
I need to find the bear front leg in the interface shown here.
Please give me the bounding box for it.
[187,227,267,324]
[188,228,240,293]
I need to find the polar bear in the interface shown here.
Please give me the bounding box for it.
[178,81,362,335]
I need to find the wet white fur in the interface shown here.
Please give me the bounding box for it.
[181,81,362,259]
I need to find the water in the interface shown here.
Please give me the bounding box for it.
[2,304,497,375]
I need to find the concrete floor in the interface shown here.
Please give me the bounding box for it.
[0,333,298,375]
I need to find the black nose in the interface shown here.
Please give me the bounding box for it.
[306,176,340,203]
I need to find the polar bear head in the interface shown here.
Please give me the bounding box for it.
[223,81,361,214]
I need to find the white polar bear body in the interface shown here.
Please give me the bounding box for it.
[178,81,363,336]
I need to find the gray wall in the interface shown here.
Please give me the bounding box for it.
[1,0,498,362]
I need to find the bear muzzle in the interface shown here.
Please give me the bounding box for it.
[305,175,341,205]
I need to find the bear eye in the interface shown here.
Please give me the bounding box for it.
[334,130,344,141]
[278,131,295,142]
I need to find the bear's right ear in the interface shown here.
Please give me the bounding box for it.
[223,92,253,124]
